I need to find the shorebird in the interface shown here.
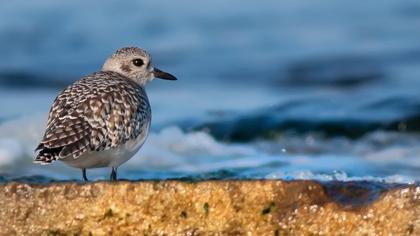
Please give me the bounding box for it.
[34,47,177,181]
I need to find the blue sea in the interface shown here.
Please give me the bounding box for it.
[1,0,420,183]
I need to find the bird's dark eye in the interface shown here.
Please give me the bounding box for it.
[132,59,144,67]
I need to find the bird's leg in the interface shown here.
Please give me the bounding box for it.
[110,167,117,181]
[82,168,88,182]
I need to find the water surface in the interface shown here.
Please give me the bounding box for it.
[1,0,420,184]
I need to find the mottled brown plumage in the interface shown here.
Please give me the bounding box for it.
[34,47,177,181]
[35,71,150,162]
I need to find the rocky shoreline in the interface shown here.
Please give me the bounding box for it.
[0,180,419,235]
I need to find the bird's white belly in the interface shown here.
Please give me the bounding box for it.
[61,126,149,169]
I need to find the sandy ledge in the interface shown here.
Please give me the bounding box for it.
[0,180,419,235]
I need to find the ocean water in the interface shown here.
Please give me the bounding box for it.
[1,0,420,183]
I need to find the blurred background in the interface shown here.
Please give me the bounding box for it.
[1,0,420,182]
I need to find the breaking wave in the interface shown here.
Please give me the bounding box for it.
[0,116,418,183]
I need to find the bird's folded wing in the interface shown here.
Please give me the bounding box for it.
[35,74,149,163]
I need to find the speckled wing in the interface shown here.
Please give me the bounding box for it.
[35,71,151,164]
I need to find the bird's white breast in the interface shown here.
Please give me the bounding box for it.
[61,122,150,169]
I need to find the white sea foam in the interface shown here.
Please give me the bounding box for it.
[0,116,419,183]
[0,116,260,178]
[266,171,416,184]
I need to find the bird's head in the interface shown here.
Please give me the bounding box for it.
[102,47,177,86]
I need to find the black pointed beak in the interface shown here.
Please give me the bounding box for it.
[153,68,177,80]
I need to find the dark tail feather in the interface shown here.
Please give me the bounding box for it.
[35,143,44,151]
[34,145,63,164]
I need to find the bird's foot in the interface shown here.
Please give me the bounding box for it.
[82,168,88,182]
[110,167,117,181]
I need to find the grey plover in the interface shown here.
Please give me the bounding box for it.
[34,47,177,181]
